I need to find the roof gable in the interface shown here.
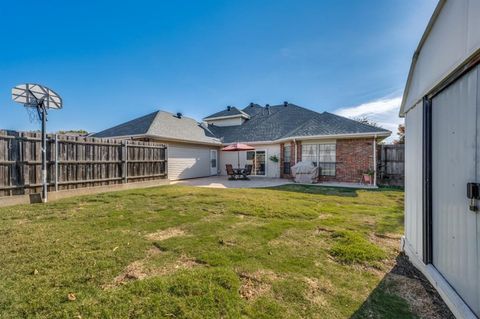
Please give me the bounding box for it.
[203,106,249,120]
[93,111,158,138]
[93,110,220,145]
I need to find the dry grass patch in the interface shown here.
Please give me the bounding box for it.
[304,276,334,307]
[384,273,439,318]
[104,248,203,289]
[145,227,186,241]
[238,270,278,301]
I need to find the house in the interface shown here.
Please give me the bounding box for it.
[93,102,390,182]
[400,1,480,318]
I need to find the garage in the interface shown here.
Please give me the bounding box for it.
[168,143,218,180]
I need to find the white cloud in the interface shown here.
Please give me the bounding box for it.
[334,96,404,143]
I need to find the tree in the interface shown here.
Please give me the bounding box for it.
[394,124,405,144]
[351,116,381,128]
[57,129,89,136]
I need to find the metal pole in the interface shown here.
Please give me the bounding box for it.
[373,135,377,186]
[54,134,58,192]
[41,104,48,202]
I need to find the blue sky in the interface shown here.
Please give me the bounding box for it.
[0,0,437,137]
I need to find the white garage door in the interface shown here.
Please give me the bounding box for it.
[168,145,213,180]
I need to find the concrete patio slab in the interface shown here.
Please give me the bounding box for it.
[170,176,378,189]
[170,176,288,188]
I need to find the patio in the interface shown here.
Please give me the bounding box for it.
[170,176,378,189]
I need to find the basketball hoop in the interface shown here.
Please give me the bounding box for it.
[11,83,63,202]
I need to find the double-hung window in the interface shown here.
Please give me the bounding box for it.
[301,143,336,176]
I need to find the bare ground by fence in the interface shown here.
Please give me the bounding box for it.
[0,131,167,197]
[377,144,404,187]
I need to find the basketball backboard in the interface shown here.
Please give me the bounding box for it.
[11,83,63,109]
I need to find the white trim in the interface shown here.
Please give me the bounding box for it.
[221,132,391,146]
[95,133,222,147]
[95,132,389,148]
[402,237,478,319]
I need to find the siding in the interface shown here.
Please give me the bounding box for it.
[206,117,244,127]
[404,101,423,259]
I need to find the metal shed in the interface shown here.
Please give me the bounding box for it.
[400,1,480,318]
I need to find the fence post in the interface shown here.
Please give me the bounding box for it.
[123,140,128,183]
[54,134,59,191]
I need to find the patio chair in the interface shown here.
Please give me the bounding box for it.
[226,164,237,180]
[242,164,253,179]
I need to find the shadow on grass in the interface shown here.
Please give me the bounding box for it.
[265,184,359,197]
[351,254,454,319]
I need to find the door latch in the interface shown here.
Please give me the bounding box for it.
[467,182,480,212]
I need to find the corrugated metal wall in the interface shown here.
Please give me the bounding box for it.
[404,101,424,259]
[431,66,479,316]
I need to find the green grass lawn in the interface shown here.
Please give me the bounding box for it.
[0,185,408,318]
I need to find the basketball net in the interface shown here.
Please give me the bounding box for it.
[25,106,41,123]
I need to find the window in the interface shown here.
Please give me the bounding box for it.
[302,144,318,165]
[301,143,336,176]
[283,144,291,174]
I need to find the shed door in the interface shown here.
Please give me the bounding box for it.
[431,65,479,316]
[210,150,218,175]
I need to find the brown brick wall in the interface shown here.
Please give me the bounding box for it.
[321,138,374,183]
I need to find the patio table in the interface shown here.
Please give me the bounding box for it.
[233,168,247,179]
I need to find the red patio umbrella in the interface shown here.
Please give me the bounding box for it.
[221,143,255,168]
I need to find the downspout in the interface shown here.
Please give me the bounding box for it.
[373,135,377,186]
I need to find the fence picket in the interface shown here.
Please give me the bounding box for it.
[0,130,167,197]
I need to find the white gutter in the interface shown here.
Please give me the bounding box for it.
[95,133,223,147]
[220,132,391,146]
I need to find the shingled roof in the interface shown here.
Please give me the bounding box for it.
[207,103,390,143]
[92,103,390,145]
[92,111,221,145]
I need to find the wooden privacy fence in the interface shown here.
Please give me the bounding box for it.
[377,144,404,187]
[0,130,167,197]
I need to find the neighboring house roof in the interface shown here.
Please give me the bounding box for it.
[208,103,390,143]
[92,103,390,145]
[203,106,250,120]
[92,111,221,145]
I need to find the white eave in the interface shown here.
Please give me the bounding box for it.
[220,131,391,146]
[95,133,223,146]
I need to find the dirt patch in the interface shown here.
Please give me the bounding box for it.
[315,226,335,235]
[104,249,203,289]
[238,270,278,301]
[370,233,402,251]
[304,277,334,306]
[386,254,455,319]
[145,227,185,241]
